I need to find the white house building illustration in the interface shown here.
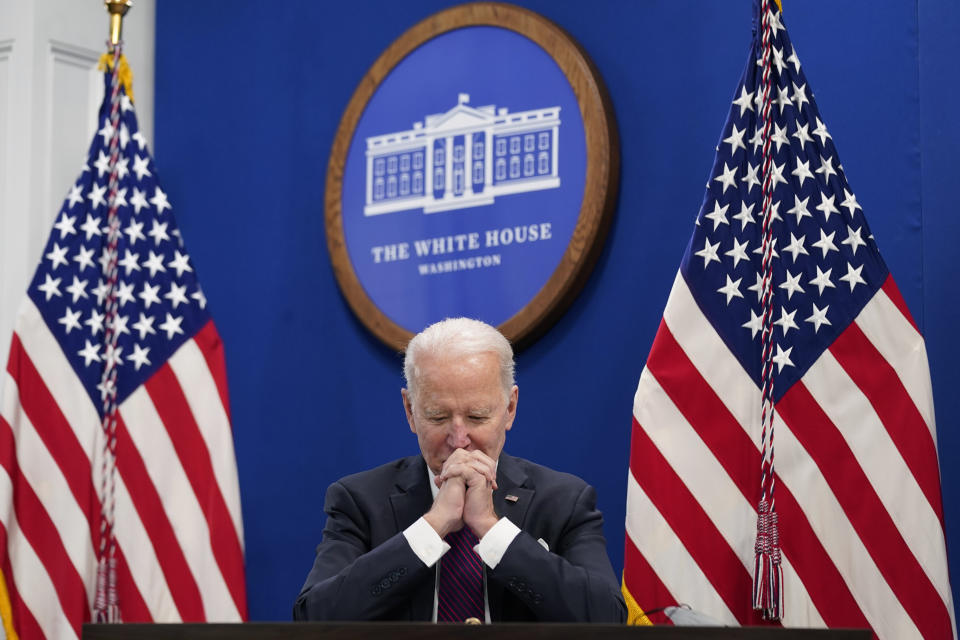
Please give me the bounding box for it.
[364,94,560,216]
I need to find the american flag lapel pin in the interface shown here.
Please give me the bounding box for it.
[505,494,519,503]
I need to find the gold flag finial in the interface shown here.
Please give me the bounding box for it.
[100,0,135,102]
[105,1,132,47]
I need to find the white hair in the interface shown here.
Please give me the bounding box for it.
[403,317,515,405]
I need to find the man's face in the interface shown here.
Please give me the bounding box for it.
[402,351,518,475]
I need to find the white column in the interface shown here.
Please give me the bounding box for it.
[424,138,433,203]
[551,123,560,177]
[365,150,373,205]
[485,128,493,189]
[444,135,452,199]
[464,134,474,197]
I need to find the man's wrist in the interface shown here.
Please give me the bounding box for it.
[469,512,500,539]
[424,510,459,538]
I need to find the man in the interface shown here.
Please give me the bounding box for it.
[293,318,625,623]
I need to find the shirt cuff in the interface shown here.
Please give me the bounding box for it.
[475,517,520,569]
[403,517,450,567]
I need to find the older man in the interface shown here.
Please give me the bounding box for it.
[293,318,625,623]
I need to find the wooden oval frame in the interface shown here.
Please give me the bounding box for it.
[325,2,619,352]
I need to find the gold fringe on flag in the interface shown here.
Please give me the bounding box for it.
[97,53,135,104]
[621,577,654,626]
[0,566,20,640]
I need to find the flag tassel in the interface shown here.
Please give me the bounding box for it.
[752,500,783,619]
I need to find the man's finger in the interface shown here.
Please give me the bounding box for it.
[463,459,498,488]
[439,460,495,486]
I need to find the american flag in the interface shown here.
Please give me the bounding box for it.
[0,57,247,637]
[622,2,955,638]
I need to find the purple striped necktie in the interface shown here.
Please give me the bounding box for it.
[437,527,484,622]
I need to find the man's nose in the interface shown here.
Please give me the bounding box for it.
[448,419,470,448]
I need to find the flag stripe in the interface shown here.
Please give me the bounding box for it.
[652,275,873,630]
[643,318,866,628]
[0,378,93,637]
[2,357,98,577]
[805,348,950,599]
[142,365,245,618]
[12,302,183,624]
[880,276,917,332]
[643,314,759,498]
[167,337,245,548]
[624,469,738,625]
[6,335,96,522]
[0,376,96,605]
[0,467,76,639]
[114,408,205,621]
[11,303,104,560]
[120,384,238,620]
[111,466,180,622]
[13,301,100,456]
[772,409,922,637]
[777,381,951,639]
[622,535,675,621]
[830,322,944,522]
[633,365,824,628]
[112,545,152,622]
[0,523,45,640]
[856,286,937,440]
[0,436,88,635]
[661,273,758,439]
[193,321,232,422]
[629,414,771,626]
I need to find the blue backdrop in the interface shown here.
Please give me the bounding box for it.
[154,0,960,621]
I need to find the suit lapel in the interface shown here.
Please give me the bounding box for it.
[389,456,432,531]
[388,456,435,621]
[493,453,533,528]
[489,453,534,622]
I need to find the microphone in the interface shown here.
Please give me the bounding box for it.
[664,605,726,626]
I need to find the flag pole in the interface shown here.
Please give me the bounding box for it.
[106,1,132,47]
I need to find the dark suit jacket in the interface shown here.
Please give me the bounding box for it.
[293,453,626,622]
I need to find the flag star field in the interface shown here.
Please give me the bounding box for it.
[682,9,887,403]
[29,81,210,410]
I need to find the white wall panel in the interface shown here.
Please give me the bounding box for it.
[0,40,10,210]
[0,41,11,277]
[47,40,101,233]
